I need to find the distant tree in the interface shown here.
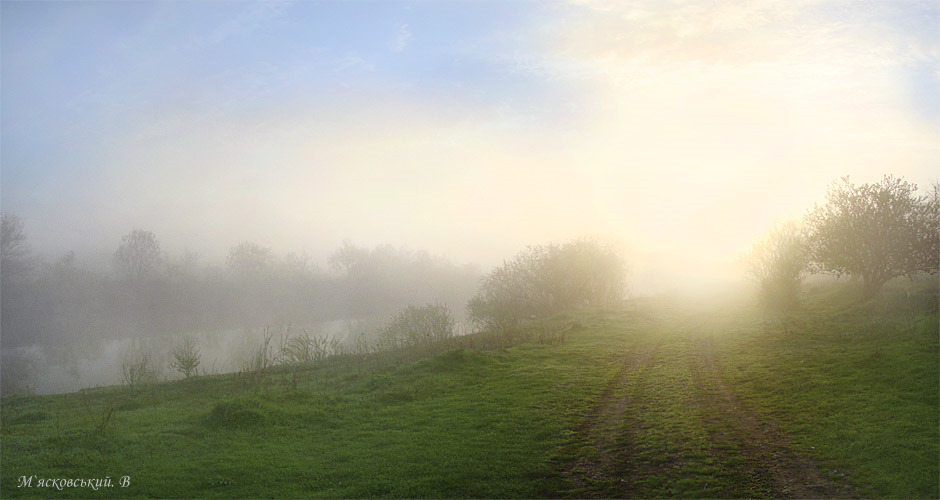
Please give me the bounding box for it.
[54,250,77,273]
[278,252,312,279]
[326,241,479,319]
[467,239,626,331]
[165,249,200,281]
[537,239,627,309]
[113,229,161,282]
[1,213,31,281]
[226,241,272,279]
[805,176,937,298]
[328,239,369,275]
[745,221,806,313]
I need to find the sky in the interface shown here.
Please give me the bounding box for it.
[2,0,938,291]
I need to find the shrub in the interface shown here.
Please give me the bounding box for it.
[279,330,343,365]
[169,337,201,378]
[467,239,626,331]
[746,221,806,314]
[378,303,456,350]
[237,328,276,388]
[121,344,158,389]
[205,399,264,429]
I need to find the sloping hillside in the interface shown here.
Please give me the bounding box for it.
[2,287,937,498]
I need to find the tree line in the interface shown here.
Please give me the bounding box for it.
[3,173,932,393]
[0,226,480,349]
[746,175,939,312]
[1,216,627,393]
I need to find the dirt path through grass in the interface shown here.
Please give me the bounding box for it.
[689,336,858,499]
[564,347,653,497]
[563,320,859,498]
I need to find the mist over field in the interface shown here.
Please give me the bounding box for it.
[1,2,939,499]
[2,0,938,395]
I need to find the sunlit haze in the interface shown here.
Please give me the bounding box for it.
[3,0,938,292]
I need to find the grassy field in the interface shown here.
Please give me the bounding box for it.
[2,284,937,498]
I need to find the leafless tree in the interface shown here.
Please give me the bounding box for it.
[113,229,161,282]
[169,337,201,378]
[1,213,32,281]
[227,241,272,280]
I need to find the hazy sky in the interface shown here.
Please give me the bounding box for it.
[2,0,938,289]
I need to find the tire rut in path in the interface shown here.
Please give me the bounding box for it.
[560,333,860,498]
[689,336,859,499]
[561,348,654,498]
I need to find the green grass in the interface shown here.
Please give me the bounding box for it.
[715,295,940,498]
[1,321,615,499]
[2,285,937,498]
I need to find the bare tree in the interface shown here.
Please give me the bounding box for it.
[328,239,369,275]
[1,213,32,281]
[121,344,159,391]
[169,337,201,378]
[278,252,313,280]
[805,176,936,298]
[113,229,161,282]
[226,241,272,280]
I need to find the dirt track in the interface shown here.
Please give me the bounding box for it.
[562,327,858,499]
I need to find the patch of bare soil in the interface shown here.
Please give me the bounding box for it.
[689,336,859,499]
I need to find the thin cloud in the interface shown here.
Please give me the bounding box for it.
[205,1,290,45]
[2,1,936,289]
[390,23,412,52]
